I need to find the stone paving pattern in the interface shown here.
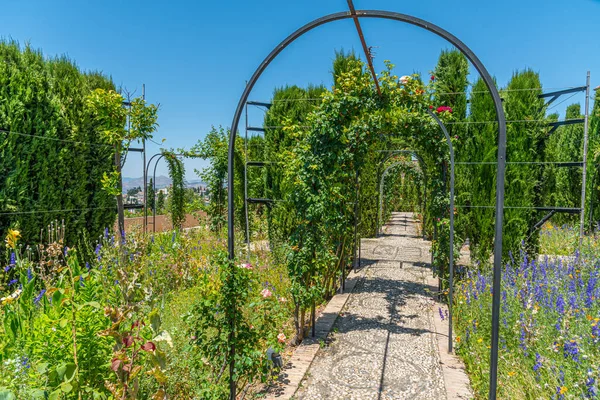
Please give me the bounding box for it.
[296,212,447,400]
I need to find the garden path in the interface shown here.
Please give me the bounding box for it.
[295,212,448,400]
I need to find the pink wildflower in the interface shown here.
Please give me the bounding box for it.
[238,263,253,270]
[279,297,287,303]
[400,75,411,84]
[261,288,272,298]
[436,106,453,113]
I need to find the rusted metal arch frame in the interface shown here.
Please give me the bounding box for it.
[226,10,507,400]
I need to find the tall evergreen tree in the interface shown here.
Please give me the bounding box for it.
[0,41,116,244]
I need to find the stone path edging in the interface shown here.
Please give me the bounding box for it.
[264,266,368,399]
[429,277,474,399]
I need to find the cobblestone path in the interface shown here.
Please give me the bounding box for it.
[296,212,446,400]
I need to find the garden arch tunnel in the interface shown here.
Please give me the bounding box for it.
[378,158,425,233]
[227,10,507,400]
[377,150,427,236]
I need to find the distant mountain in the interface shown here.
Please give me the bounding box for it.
[122,176,206,193]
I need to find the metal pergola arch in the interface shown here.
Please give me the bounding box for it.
[376,150,427,236]
[378,159,424,230]
[226,10,507,400]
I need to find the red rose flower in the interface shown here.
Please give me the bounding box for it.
[436,106,453,113]
[430,75,435,81]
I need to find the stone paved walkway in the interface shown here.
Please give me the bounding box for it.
[295,212,447,400]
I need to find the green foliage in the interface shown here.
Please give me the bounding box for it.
[156,191,165,214]
[0,218,291,398]
[264,57,454,339]
[0,41,116,244]
[164,153,186,230]
[146,179,155,212]
[193,127,229,234]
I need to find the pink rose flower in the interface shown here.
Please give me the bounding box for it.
[400,75,411,84]
[277,333,286,343]
[261,288,272,298]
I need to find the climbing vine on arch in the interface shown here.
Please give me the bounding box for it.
[164,151,186,230]
[266,57,456,340]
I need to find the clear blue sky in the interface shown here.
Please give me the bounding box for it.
[2,0,599,179]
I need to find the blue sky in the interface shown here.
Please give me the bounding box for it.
[2,0,599,179]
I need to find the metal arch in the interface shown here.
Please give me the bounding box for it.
[378,159,423,236]
[427,109,456,353]
[152,153,184,233]
[226,10,507,400]
[377,149,428,237]
[145,152,166,232]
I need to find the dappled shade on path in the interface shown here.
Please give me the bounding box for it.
[296,212,446,400]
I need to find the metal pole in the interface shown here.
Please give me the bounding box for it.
[427,109,455,353]
[142,84,147,233]
[579,71,591,246]
[353,169,359,272]
[589,167,598,232]
[311,302,316,337]
[224,12,507,400]
[153,155,165,234]
[244,102,251,258]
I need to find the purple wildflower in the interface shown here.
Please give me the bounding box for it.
[27,268,32,282]
[8,279,18,286]
[438,307,445,321]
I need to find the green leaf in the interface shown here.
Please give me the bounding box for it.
[61,382,73,393]
[0,389,16,400]
[36,362,49,374]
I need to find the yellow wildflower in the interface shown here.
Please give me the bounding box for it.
[5,229,20,249]
[508,371,516,377]
[477,338,483,343]
[559,386,567,395]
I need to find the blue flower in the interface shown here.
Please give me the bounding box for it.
[556,294,565,315]
[533,352,542,372]
[438,307,445,321]
[563,340,579,362]
[8,279,18,286]
[33,289,46,305]
[27,268,32,282]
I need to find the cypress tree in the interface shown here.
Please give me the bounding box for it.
[0,41,116,244]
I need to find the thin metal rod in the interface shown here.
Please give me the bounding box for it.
[145,152,163,231]
[311,302,316,337]
[427,109,455,353]
[456,205,581,213]
[580,71,591,246]
[455,161,584,166]
[353,169,359,271]
[347,1,382,97]
[244,102,251,255]
[142,84,147,233]
[225,12,507,400]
